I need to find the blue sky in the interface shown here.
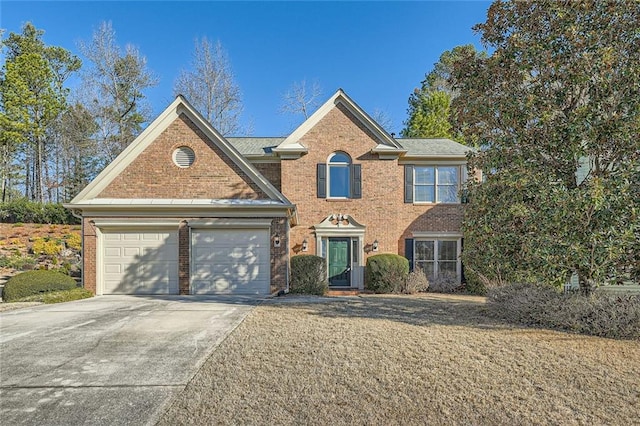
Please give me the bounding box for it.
[1,1,491,136]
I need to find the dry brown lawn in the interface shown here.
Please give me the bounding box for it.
[158,294,640,426]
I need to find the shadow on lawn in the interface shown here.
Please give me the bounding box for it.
[266,294,509,330]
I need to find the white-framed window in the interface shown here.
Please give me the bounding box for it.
[328,152,351,198]
[414,166,460,203]
[414,239,460,281]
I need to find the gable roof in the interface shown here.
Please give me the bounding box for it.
[69,96,293,207]
[274,89,404,154]
[398,138,474,158]
[227,137,282,159]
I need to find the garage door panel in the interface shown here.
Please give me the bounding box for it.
[191,229,270,295]
[104,247,122,257]
[102,230,178,295]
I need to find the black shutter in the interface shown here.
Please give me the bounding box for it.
[351,164,362,199]
[405,238,414,271]
[317,163,326,198]
[404,165,414,203]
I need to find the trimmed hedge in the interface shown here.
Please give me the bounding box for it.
[365,254,409,293]
[0,199,79,224]
[3,270,77,302]
[290,255,329,295]
[487,283,640,340]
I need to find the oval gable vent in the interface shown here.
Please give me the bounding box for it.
[173,146,195,168]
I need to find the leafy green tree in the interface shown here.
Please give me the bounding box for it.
[454,1,640,294]
[401,90,452,138]
[401,45,484,141]
[79,21,157,162]
[0,23,80,202]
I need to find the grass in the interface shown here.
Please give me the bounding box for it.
[8,287,93,304]
[159,294,640,425]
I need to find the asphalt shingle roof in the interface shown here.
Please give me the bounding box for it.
[227,137,472,158]
[397,138,473,157]
[227,137,283,157]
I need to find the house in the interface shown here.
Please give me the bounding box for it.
[65,89,472,295]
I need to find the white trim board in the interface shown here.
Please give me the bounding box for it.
[70,95,293,208]
[276,89,403,152]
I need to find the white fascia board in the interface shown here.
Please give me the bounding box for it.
[277,89,402,150]
[371,144,407,160]
[92,219,181,228]
[69,95,294,209]
[70,96,186,204]
[189,218,273,228]
[398,156,468,164]
[272,142,308,159]
[74,209,291,218]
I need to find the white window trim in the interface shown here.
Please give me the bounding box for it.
[413,165,462,204]
[413,238,462,283]
[327,152,351,199]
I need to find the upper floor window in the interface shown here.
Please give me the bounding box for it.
[404,165,461,203]
[317,152,361,199]
[328,152,351,198]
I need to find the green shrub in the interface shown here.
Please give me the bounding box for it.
[365,254,409,294]
[487,283,640,340]
[43,288,93,303]
[400,267,430,294]
[290,255,329,295]
[0,199,79,224]
[64,233,82,250]
[7,287,93,303]
[0,254,37,271]
[3,270,77,302]
[463,269,488,295]
[31,237,64,256]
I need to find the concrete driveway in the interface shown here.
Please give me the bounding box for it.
[0,295,258,425]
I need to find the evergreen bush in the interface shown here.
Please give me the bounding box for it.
[0,199,79,224]
[3,270,77,302]
[365,254,409,293]
[290,255,328,295]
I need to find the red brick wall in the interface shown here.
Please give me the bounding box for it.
[254,163,281,191]
[269,217,288,293]
[178,220,189,295]
[82,218,97,294]
[98,114,267,199]
[281,103,464,260]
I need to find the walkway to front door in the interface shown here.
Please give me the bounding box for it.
[328,237,350,287]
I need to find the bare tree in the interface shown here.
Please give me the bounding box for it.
[370,108,394,134]
[174,38,243,136]
[79,21,158,162]
[280,79,323,120]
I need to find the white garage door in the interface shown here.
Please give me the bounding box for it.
[102,230,179,294]
[191,228,270,295]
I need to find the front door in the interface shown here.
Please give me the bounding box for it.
[328,238,350,287]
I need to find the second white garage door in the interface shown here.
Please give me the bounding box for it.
[102,230,179,295]
[191,228,270,295]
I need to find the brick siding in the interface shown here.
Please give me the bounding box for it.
[254,163,281,191]
[281,103,464,261]
[98,114,267,199]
